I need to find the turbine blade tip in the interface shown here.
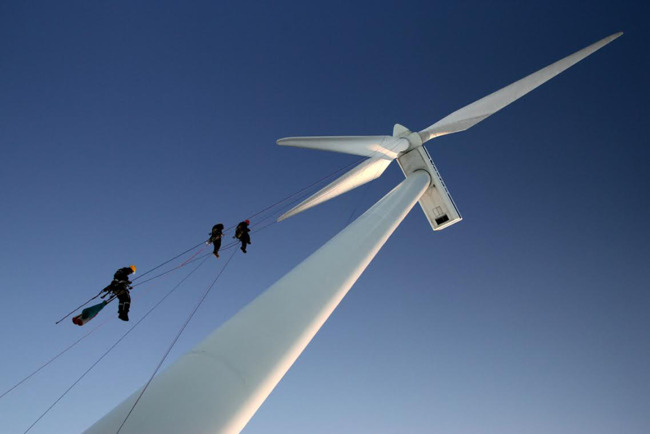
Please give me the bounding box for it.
[277,211,294,222]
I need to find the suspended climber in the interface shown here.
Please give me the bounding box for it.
[207,223,225,258]
[234,220,251,253]
[102,265,136,321]
[71,265,136,325]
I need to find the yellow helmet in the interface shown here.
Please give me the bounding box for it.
[130,265,137,274]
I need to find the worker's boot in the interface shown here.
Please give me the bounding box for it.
[118,302,129,321]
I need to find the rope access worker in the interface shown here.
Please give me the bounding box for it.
[234,220,251,253]
[207,223,225,258]
[102,265,136,321]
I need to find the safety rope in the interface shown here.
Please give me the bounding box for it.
[0,319,110,401]
[250,178,325,228]
[131,246,207,288]
[132,241,206,282]
[117,247,237,433]
[23,255,212,434]
[53,159,358,325]
[244,157,362,222]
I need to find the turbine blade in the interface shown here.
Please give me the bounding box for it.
[419,32,623,142]
[277,135,407,159]
[278,157,392,221]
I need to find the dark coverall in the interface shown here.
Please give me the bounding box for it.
[108,267,134,321]
[234,221,251,253]
[209,223,224,258]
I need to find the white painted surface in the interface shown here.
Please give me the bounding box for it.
[85,171,431,434]
[277,135,408,159]
[278,156,392,221]
[419,32,622,142]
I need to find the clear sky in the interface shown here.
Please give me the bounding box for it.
[0,1,648,433]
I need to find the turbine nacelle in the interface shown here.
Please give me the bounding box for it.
[277,32,623,228]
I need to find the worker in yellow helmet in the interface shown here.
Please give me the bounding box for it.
[102,265,136,321]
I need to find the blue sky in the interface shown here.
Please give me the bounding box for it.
[0,1,648,433]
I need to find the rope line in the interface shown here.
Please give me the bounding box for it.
[132,247,207,288]
[53,159,358,325]
[117,248,237,433]
[251,180,323,227]
[0,319,110,401]
[23,255,211,434]
[132,241,205,282]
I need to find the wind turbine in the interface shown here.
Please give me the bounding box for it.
[86,32,622,434]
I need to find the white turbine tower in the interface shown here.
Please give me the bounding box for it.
[86,32,622,433]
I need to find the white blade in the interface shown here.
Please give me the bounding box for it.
[277,135,407,159]
[419,32,623,142]
[278,157,392,221]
